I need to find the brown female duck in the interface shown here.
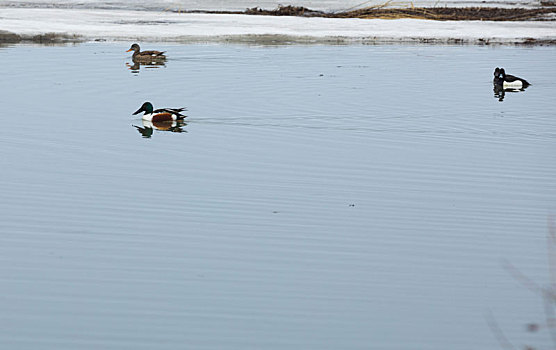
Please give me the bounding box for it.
[126,43,166,61]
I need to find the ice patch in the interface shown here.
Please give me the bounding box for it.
[1,8,555,44]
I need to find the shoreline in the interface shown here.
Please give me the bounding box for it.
[3,33,556,46]
[1,8,556,45]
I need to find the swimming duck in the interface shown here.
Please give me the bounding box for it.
[133,102,187,122]
[494,67,530,89]
[126,43,166,61]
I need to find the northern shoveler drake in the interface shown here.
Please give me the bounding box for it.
[494,67,530,89]
[126,43,166,61]
[133,102,187,122]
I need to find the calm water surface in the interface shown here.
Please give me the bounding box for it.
[1,43,555,349]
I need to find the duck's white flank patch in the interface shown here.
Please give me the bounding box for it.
[503,80,523,89]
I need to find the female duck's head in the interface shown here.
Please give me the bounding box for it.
[133,102,154,115]
[126,43,140,53]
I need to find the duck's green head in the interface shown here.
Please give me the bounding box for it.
[126,43,140,53]
[133,102,153,115]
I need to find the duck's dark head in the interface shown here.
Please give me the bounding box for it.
[498,68,506,79]
[133,102,154,115]
[126,43,140,53]
[494,67,500,77]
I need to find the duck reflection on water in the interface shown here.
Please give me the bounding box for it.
[126,59,166,73]
[493,83,530,102]
[133,119,187,138]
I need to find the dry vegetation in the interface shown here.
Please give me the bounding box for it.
[188,4,556,22]
[333,6,556,21]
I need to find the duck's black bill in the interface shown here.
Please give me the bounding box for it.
[132,107,143,115]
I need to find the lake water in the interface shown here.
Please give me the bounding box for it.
[1,42,555,349]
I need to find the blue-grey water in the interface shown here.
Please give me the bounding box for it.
[1,43,555,349]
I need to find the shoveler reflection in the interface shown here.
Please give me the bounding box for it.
[133,119,187,138]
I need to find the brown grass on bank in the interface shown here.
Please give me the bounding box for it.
[335,6,556,21]
[220,4,556,22]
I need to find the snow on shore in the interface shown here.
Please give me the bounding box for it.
[0,0,543,12]
[1,7,555,44]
